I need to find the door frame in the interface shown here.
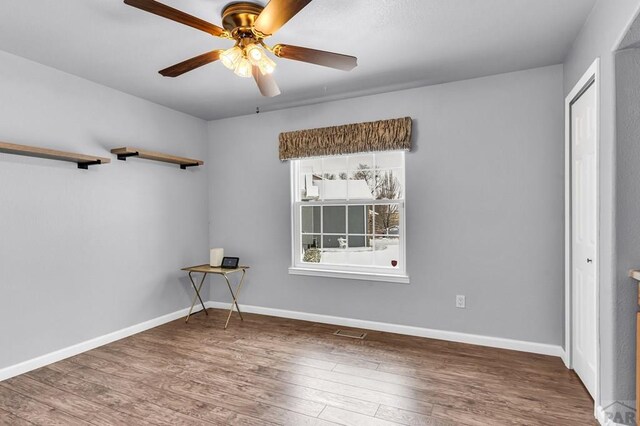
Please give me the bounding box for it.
[564,58,600,408]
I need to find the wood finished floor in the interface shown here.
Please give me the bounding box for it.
[1,308,596,425]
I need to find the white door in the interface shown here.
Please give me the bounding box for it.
[571,79,597,399]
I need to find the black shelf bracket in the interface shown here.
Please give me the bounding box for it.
[77,160,103,169]
[117,152,140,161]
[180,163,200,170]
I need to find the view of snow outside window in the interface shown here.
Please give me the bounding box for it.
[294,152,405,270]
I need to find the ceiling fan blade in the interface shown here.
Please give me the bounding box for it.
[159,50,223,77]
[254,0,312,36]
[124,0,227,38]
[252,66,281,97]
[273,44,357,71]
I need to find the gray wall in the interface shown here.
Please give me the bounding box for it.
[615,48,640,421]
[0,51,209,370]
[563,0,640,409]
[208,64,565,346]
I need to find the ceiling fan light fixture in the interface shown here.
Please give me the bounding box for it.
[257,54,277,75]
[246,43,264,63]
[234,56,253,78]
[220,46,243,70]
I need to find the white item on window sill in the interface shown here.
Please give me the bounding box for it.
[210,248,224,267]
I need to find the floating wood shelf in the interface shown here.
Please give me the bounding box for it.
[111,147,203,170]
[0,141,110,169]
[630,270,640,282]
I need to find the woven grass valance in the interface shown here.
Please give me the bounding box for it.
[279,117,412,160]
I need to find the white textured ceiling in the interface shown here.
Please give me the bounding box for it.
[0,0,595,120]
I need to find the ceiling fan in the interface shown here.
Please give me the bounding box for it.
[123,0,358,97]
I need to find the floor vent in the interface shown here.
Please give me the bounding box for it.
[334,329,367,339]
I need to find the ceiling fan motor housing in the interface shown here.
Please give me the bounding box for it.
[221,2,264,37]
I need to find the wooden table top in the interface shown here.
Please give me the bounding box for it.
[181,264,249,274]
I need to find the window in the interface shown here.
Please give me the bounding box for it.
[289,151,408,283]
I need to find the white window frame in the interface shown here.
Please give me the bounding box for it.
[288,152,409,284]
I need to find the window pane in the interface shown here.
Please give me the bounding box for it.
[298,172,306,201]
[299,160,321,201]
[391,168,405,199]
[323,206,345,233]
[319,172,347,199]
[365,205,376,234]
[348,176,374,199]
[345,238,374,266]
[323,234,346,249]
[375,152,404,169]
[374,204,400,234]
[350,167,376,197]
[299,158,323,173]
[320,171,345,180]
[348,235,367,248]
[323,156,347,172]
[375,170,403,200]
[372,235,401,268]
[348,154,374,171]
[365,234,374,248]
[301,234,321,249]
[348,205,366,234]
[320,245,349,265]
[301,206,321,233]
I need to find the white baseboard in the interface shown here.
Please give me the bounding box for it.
[0,304,200,382]
[0,300,565,383]
[561,349,571,368]
[208,301,564,358]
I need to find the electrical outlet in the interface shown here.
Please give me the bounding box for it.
[456,295,466,308]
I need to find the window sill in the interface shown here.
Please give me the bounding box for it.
[288,267,410,284]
